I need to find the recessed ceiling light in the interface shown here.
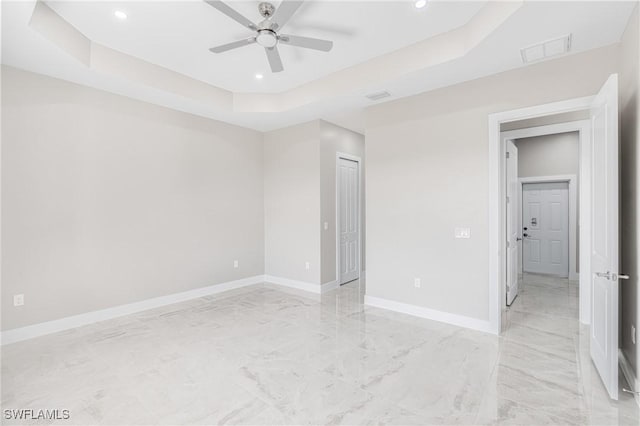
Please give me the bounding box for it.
[415,0,427,9]
[255,73,264,80]
[114,10,127,20]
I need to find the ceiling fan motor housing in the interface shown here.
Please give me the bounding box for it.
[259,2,276,18]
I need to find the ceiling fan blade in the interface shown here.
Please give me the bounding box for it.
[265,47,284,73]
[279,34,333,52]
[209,37,257,53]
[271,0,304,30]
[203,0,257,31]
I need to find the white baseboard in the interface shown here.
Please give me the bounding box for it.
[619,349,640,407]
[1,275,264,346]
[263,275,330,294]
[364,295,493,334]
[321,280,339,292]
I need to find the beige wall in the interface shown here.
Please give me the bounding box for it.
[365,44,619,322]
[3,93,365,330]
[264,120,366,286]
[1,66,265,331]
[263,121,322,284]
[264,120,364,284]
[515,132,580,178]
[620,4,640,378]
[319,121,365,284]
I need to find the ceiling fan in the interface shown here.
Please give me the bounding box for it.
[204,0,334,73]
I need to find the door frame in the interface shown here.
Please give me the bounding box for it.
[335,152,362,285]
[501,122,588,318]
[488,98,594,334]
[519,175,577,281]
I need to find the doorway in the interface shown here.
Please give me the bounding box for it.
[489,74,622,400]
[504,128,582,308]
[500,121,590,320]
[336,154,361,285]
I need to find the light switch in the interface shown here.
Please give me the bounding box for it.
[14,294,24,307]
[455,228,471,239]
[323,222,329,231]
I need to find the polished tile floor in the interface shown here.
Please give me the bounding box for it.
[1,276,639,425]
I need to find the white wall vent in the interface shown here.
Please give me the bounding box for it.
[366,91,391,101]
[520,34,572,64]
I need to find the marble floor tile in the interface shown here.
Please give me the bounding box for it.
[507,309,579,337]
[491,273,640,425]
[475,396,587,426]
[2,276,639,425]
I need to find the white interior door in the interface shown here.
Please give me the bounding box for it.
[506,140,519,305]
[590,74,620,400]
[522,182,569,277]
[338,157,360,284]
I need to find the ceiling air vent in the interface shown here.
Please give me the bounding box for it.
[520,34,572,64]
[366,91,391,101]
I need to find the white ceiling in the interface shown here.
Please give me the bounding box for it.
[1,1,637,133]
[46,0,487,93]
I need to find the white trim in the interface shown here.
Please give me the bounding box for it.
[500,121,590,141]
[264,275,321,293]
[489,97,594,335]
[619,350,640,407]
[1,274,340,346]
[489,96,594,125]
[263,275,338,294]
[365,295,493,334]
[335,152,363,285]
[1,275,264,346]
[518,174,578,281]
[320,280,339,292]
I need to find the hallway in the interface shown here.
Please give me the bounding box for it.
[496,273,638,424]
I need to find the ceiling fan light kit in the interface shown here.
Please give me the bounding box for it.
[256,30,278,48]
[205,0,334,73]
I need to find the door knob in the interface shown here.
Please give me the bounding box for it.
[596,271,613,280]
[596,271,630,281]
[523,233,529,237]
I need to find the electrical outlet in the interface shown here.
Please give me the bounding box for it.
[455,227,471,239]
[13,294,24,307]
[632,324,636,345]
[414,278,421,288]
[305,261,310,270]
[233,260,239,268]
